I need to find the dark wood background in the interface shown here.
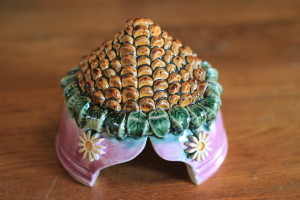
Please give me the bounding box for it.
[0,0,299,199]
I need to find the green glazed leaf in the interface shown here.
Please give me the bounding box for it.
[187,104,207,129]
[72,96,91,128]
[61,74,77,88]
[207,81,222,96]
[66,67,80,76]
[201,61,218,81]
[168,107,190,131]
[66,92,81,113]
[86,106,108,132]
[201,95,221,113]
[63,83,80,102]
[149,110,170,138]
[127,111,149,138]
[105,111,127,139]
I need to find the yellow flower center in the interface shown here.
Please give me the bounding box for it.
[85,141,93,151]
[197,142,205,151]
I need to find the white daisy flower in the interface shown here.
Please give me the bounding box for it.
[78,131,106,162]
[184,131,212,162]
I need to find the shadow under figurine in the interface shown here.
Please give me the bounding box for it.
[57,17,228,186]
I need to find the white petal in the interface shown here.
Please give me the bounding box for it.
[83,151,87,159]
[191,151,198,160]
[196,152,202,161]
[94,144,104,149]
[189,135,199,143]
[184,141,197,147]
[92,148,101,154]
[206,146,212,151]
[91,133,100,140]
[93,138,104,144]
[93,153,100,160]
[79,136,85,143]
[79,148,85,153]
[78,142,85,147]
[200,152,206,161]
[88,152,94,162]
[185,147,197,153]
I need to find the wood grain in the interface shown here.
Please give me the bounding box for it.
[0,0,300,199]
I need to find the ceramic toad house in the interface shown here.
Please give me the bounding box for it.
[57,17,227,186]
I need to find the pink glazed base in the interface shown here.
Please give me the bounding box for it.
[56,108,227,186]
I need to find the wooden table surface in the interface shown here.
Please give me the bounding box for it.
[0,0,300,199]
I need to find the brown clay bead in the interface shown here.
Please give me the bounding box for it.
[111,59,122,72]
[78,80,86,93]
[133,17,153,27]
[150,48,165,60]
[96,78,109,90]
[186,56,201,66]
[120,43,136,57]
[151,36,164,48]
[85,80,94,95]
[125,18,134,27]
[173,56,184,69]
[180,69,190,81]
[100,59,109,70]
[92,68,102,80]
[122,74,138,88]
[103,69,116,79]
[92,90,105,106]
[179,94,192,107]
[151,59,165,70]
[109,75,121,89]
[192,91,201,103]
[133,25,150,38]
[193,68,206,81]
[168,73,181,83]
[137,46,150,56]
[123,101,139,111]
[134,36,150,46]
[197,81,208,94]
[80,55,89,65]
[189,78,198,92]
[166,64,176,73]
[153,80,168,91]
[140,87,154,98]
[180,46,193,55]
[153,68,168,81]
[156,100,170,110]
[169,82,181,94]
[138,66,152,77]
[120,35,134,44]
[181,82,191,94]
[77,71,84,81]
[107,50,116,61]
[84,69,92,81]
[104,40,113,52]
[125,25,133,36]
[113,43,121,52]
[122,87,139,103]
[149,24,161,36]
[185,64,194,76]
[168,95,180,106]
[164,38,172,49]
[140,98,155,112]
[121,66,137,76]
[137,57,151,66]
[90,59,99,69]
[163,50,173,63]
[171,39,182,55]
[154,91,168,100]
[80,62,89,72]
[138,76,153,88]
[105,88,121,103]
[121,55,136,67]
[105,100,121,111]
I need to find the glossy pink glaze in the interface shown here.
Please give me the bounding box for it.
[56,108,227,186]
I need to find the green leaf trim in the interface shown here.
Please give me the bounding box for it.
[72,96,91,128]
[105,111,127,139]
[149,110,170,138]
[187,104,207,129]
[63,83,80,102]
[127,111,149,138]
[168,107,190,131]
[86,106,108,132]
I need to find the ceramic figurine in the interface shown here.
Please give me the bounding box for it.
[57,17,227,186]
